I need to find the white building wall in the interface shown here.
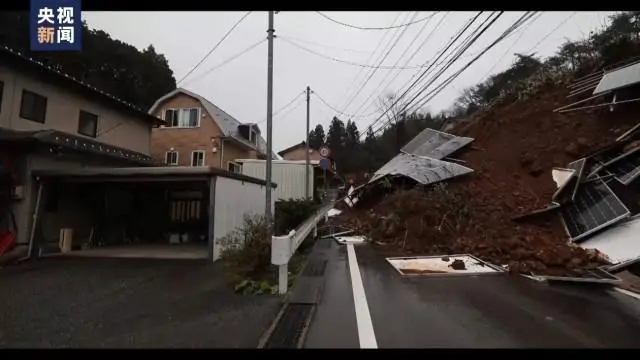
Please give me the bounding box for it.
[212,176,274,261]
[239,160,314,201]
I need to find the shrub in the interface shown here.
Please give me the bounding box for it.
[274,199,319,235]
[219,215,272,284]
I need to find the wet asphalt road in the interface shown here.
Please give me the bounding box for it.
[0,258,281,348]
[304,239,640,348]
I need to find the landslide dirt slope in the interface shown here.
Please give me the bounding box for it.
[337,85,640,276]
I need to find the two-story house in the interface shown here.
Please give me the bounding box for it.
[0,45,161,248]
[148,88,275,173]
[277,141,324,162]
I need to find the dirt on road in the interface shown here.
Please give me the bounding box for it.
[333,85,640,276]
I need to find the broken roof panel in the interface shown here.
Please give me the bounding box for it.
[593,61,640,95]
[580,215,640,272]
[561,178,630,243]
[400,128,474,160]
[368,153,473,186]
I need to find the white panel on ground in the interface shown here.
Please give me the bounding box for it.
[387,255,505,276]
[580,216,640,269]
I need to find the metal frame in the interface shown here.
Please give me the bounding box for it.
[527,269,620,284]
[385,254,506,278]
[558,96,640,114]
[561,180,631,243]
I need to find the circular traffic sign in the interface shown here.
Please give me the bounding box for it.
[319,145,330,158]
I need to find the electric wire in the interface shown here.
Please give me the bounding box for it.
[316,11,438,30]
[177,11,252,85]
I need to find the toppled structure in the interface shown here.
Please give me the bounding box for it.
[334,84,640,277]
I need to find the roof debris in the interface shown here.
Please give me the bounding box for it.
[331,82,640,278]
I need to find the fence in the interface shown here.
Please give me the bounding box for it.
[271,201,334,294]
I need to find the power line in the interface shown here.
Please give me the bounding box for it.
[181,38,266,87]
[313,91,379,119]
[177,11,252,85]
[480,12,543,80]
[316,11,438,30]
[350,12,445,118]
[258,91,306,124]
[402,12,535,117]
[357,11,486,139]
[390,12,537,127]
[524,11,577,54]
[365,11,503,137]
[340,12,420,115]
[279,36,431,70]
[337,12,404,112]
[277,35,373,54]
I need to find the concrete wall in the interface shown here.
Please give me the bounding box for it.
[212,176,273,261]
[0,65,152,155]
[150,93,257,168]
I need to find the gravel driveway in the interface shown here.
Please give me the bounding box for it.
[0,257,281,348]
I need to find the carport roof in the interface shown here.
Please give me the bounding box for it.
[32,166,277,187]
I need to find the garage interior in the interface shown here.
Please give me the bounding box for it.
[30,167,223,261]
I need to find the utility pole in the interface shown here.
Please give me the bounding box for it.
[305,86,311,200]
[265,11,275,233]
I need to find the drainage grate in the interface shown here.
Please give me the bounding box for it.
[264,304,313,348]
[302,259,327,277]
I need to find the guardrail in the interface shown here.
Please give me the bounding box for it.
[271,201,335,294]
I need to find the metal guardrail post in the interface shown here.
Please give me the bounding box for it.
[270,202,335,295]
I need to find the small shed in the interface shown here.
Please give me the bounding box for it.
[28,166,276,262]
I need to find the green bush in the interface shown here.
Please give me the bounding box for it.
[274,199,319,235]
[219,215,272,284]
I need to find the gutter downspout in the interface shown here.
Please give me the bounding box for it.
[219,138,225,169]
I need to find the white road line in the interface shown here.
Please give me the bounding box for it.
[614,287,640,301]
[346,244,378,349]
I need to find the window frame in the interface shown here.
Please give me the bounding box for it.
[191,150,205,167]
[165,151,179,165]
[162,107,201,128]
[227,161,242,174]
[0,81,4,114]
[19,89,48,124]
[77,109,99,138]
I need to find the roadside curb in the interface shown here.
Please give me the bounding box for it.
[257,233,327,348]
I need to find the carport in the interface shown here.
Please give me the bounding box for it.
[27,166,275,262]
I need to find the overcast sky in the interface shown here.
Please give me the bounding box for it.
[83,11,614,152]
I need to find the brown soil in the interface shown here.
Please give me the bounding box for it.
[334,85,640,276]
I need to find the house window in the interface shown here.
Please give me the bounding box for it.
[78,110,98,138]
[249,129,257,145]
[20,89,47,123]
[165,151,179,165]
[163,108,200,128]
[191,150,205,167]
[0,81,4,113]
[228,161,242,174]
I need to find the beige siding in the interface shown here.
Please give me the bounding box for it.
[150,93,257,168]
[281,146,323,162]
[0,65,152,155]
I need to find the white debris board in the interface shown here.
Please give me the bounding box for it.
[386,254,505,277]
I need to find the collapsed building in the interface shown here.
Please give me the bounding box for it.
[335,57,640,280]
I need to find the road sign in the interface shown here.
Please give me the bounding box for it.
[319,145,330,158]
[319,158,331,170]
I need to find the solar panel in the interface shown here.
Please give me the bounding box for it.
[552,158,586,203]
[606,149,640,185]
[368,153,473,186]
[593,62,640,95]
[561,179,630,242]
[400,128,474,160]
